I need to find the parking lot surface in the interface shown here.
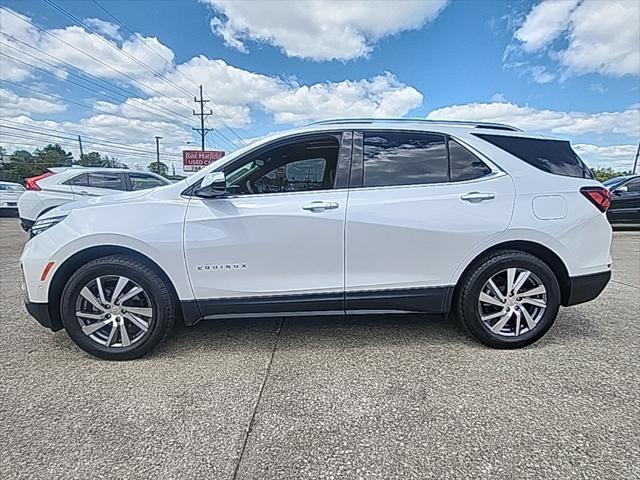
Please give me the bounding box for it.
[1,217,638,479]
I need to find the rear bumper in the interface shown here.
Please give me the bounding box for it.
[564,271,611,306]
[20,218,34,232]
[24,301,62,331]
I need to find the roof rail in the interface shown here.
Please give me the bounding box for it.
[307,118,522,132]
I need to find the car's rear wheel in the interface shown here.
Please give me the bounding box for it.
[60,255,175,360]
[456,250,561,348]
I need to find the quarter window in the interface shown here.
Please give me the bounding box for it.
[363,132,447,187]
[448,139,491,182]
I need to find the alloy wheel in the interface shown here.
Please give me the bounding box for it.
[75,275,154,348]
[478,267,547,337]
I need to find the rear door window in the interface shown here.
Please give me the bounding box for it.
[87,172,125,190]
[474,134,593,179]
[363,131,447,187]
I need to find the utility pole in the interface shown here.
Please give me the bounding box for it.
[193,84,213,151]
[633,140,639,174]
[78,135,84,159]
[155,136,162,171]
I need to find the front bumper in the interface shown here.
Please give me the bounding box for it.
[24,301,63,331]
[564,271,611,306]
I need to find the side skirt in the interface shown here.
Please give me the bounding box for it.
[180,286,454,326]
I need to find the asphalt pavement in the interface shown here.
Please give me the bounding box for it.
[1,217,638,479]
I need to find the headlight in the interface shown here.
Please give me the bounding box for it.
[30,215,68,237]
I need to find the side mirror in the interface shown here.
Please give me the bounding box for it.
[195,172,226,197]
[614,185,628,195]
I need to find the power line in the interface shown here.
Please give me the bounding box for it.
[1,7,194,115]
[0,48,198,126]
[0,33,195,124]
[0,135,171,161]
[78,0,248,145]
[0,79,192,138]
[0,123,183,158]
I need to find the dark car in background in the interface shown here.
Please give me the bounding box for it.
[603,175,640,227]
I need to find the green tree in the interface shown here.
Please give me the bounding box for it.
[591,167,633,183]
[148,161,169,177]
[75,152,128,168]
[34,144,73,167]
[0,145,74,184]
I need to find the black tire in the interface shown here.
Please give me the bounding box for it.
[455,250,561,349]
[60,255,176,360]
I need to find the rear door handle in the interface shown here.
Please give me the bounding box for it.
[77,190,90,196]
[302,201,339,212]
[461,192,495,203]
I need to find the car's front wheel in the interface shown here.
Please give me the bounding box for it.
[60,255,176,360]
[456,250,561,348]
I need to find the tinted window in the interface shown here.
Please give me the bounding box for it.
[226,135,340,195]
[363,132,447,187]
[68,173,89,186]
[130,173,167,191]
[474,134,593,179]
[448,139,491,181]
[625,178,640,192]
[0,184,24,191]
[87,172,125,190]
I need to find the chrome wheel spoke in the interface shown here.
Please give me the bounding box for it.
[119,322,131,347]
[522,297,546,308]
[96,277,107,305]
[479,292,504,307]
[125,313,149,332]
[514,311,522,336]
[117,286,143,305]
[519,285,546,297]
[80,287,106,312]
[76,311,105,320]
[123,307,152,317]
[521,307,537,330]
[506,268,516,293]
[512,271,531,294]
[490,312,512,333]
[105,323,117,346]
[481,310,506,322]
[487,279,506,302]
[110,276,129,304]
[82,319,111,335]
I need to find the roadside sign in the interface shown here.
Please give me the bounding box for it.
[182,150,225,172]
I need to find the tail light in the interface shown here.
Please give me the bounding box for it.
[24,171,54,191]
[580,186,611,212]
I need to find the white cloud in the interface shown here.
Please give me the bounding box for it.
[261,73,423,124]
[84,18,123,41]
[203,0,448,61]
[427,102,640,137]
[512,0,640,77]
[515,0,579,51]
[0,88,67,116]
[574,143,638,170]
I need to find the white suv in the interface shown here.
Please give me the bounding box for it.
[20,119,613,360]
[18,167,170,231]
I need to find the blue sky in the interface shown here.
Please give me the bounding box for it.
[0,0,638,173]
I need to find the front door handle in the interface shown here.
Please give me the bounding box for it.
[302,201,339,212]
[77,190,90,196]
[461,192,495,203]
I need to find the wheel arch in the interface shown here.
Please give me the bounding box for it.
[452,240,572,309]
[48,245,185,331]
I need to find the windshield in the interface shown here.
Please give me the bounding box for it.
[0,184,25,191]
